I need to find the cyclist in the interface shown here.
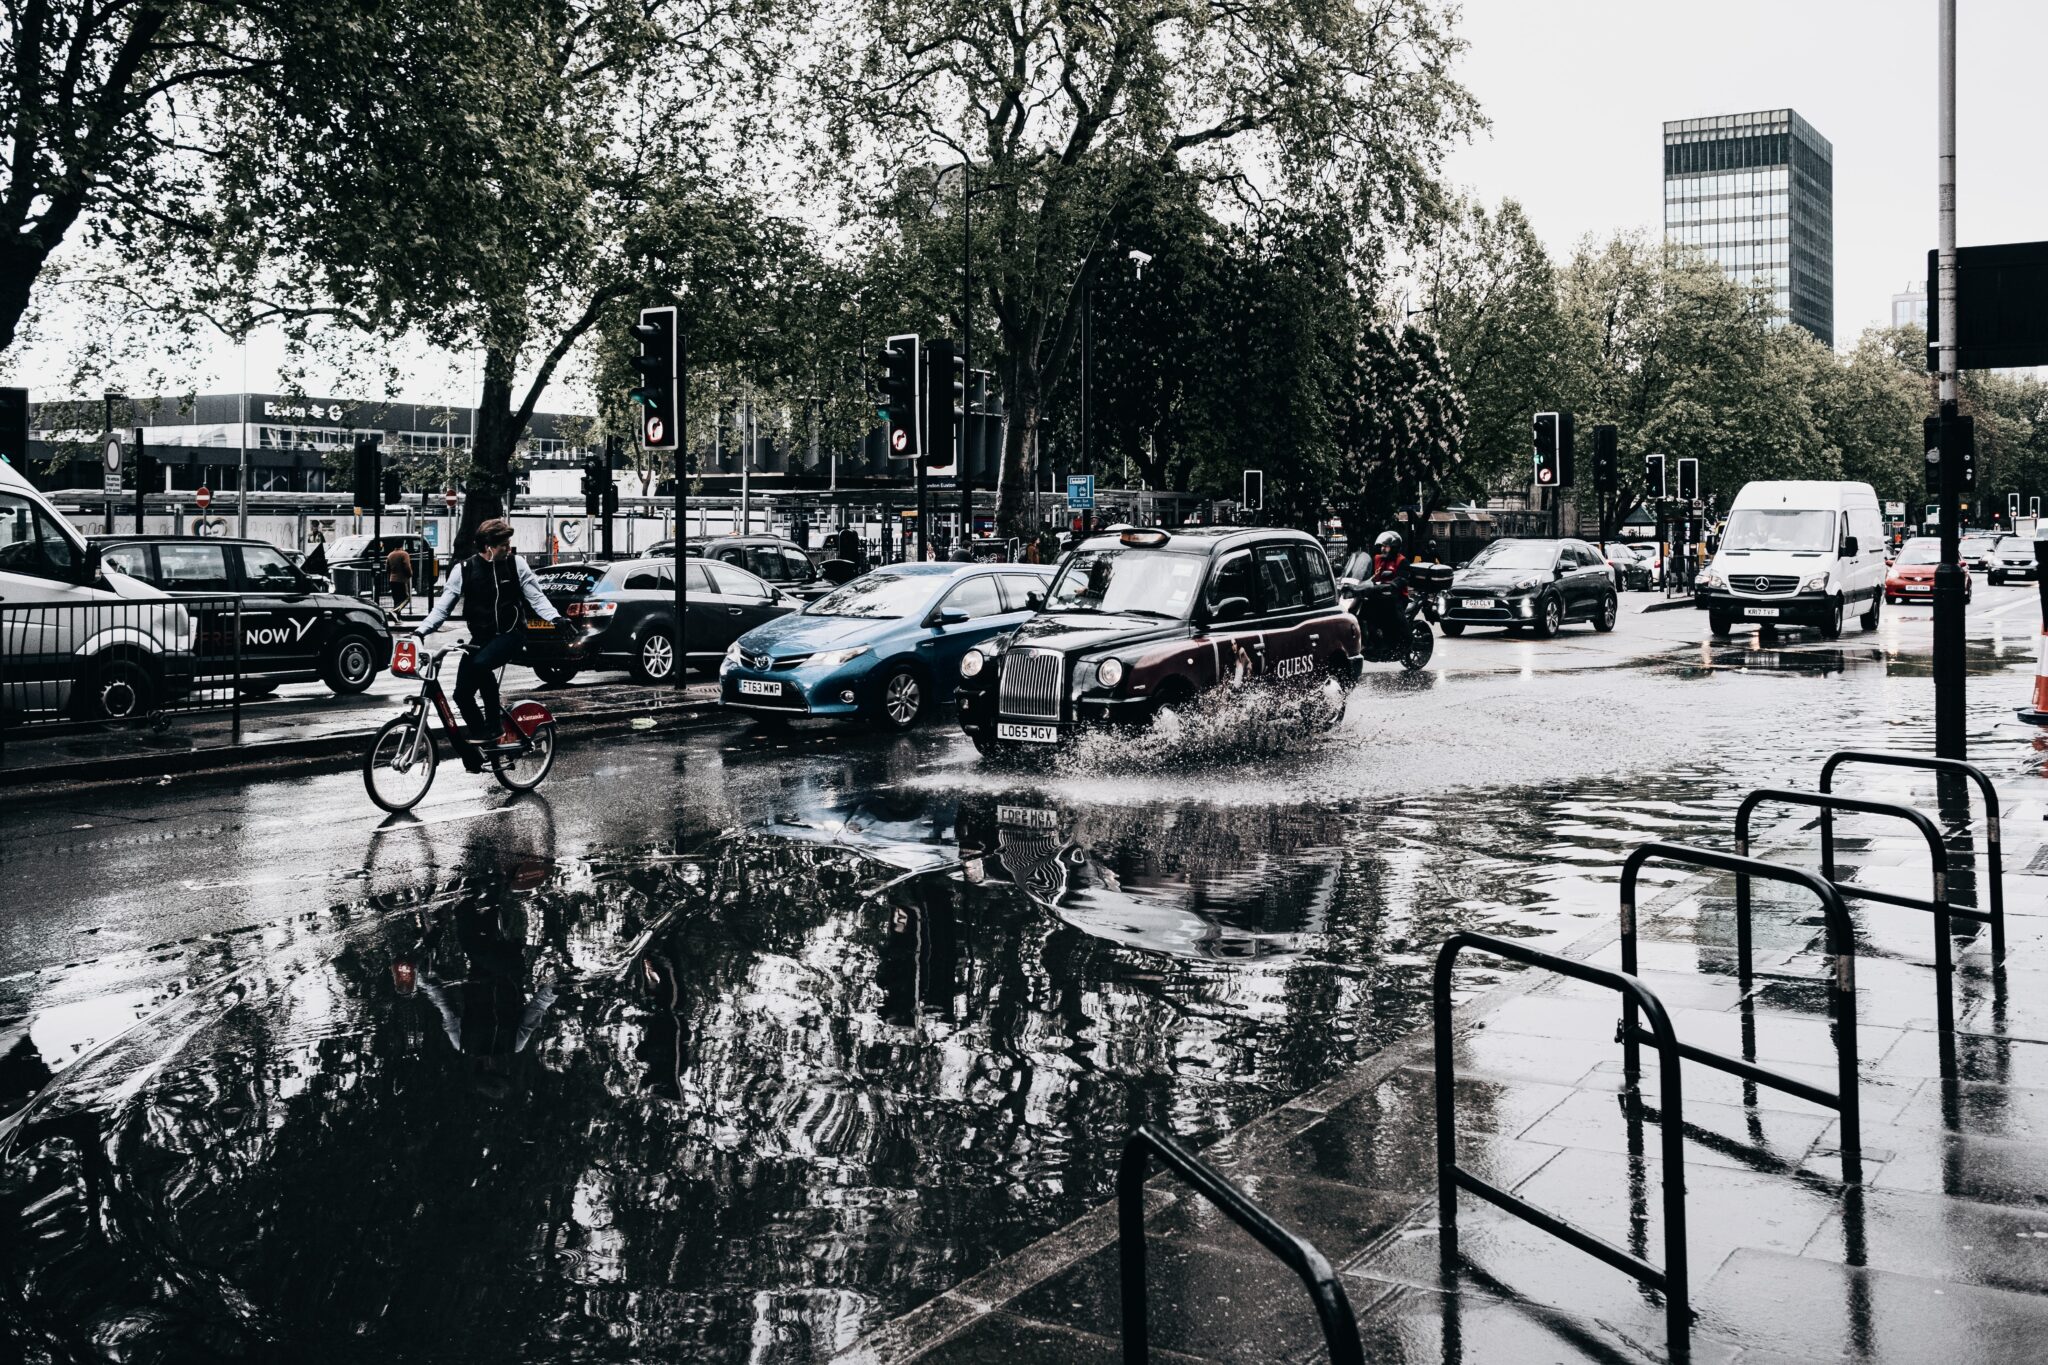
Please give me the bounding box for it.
[416,518,580,771]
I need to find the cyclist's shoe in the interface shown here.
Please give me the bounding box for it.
[459,750,486,774]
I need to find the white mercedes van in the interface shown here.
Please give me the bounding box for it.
[1698,480,1888,638]
[0,460,195,718]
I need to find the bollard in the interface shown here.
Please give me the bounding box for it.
[2020,539,2048,724]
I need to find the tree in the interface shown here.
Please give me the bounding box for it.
[1329,320,1466,547]
[821,0,1477,538]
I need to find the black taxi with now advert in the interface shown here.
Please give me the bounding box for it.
[954,526,1363,757]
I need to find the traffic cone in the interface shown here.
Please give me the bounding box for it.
[2020,623,2048,725]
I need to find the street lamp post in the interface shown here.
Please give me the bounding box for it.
[1933,0,1966,761]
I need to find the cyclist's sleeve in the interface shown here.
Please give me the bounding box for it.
[514,558,563,623]
[418,563,464,633]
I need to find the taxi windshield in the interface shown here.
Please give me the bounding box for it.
[1043,548,1198,618]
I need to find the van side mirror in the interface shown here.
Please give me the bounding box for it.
[1842,536,1859,557]
[80,542,104,584]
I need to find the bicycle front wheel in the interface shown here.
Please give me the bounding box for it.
[491,723,555,793]
[364,714,438,812]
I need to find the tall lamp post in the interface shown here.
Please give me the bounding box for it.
[1077,247,1154,529]
[958,161,1012,551]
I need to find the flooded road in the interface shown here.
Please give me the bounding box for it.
[5,599,2047,1362]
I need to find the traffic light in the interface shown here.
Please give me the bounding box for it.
[603,482,620,516]
[1533,412,1560,488]
[924,338,965,470]
[1557,412,1575,487]
[136,450,162,493]
[1591,424,1619,494]
[1924,412,1977,493]
[1677,457,1699,501]
[873,333,920,459]
[382,469,403,506]
[629,306,680,450]
[1243,468,1264,511]
[2011,493,2022,524]
[581,454,603,516]
[351,437,380,507]
[1643,453,1667,498]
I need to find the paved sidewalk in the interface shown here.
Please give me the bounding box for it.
[844,766,2048,1364]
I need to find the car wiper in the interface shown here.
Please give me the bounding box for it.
[1117,608,1180,620]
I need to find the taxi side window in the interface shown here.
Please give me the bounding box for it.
[1256,545,1307,612]
[1294,545,1337,606]
[158,543,232,592]
[1205,551,1255,620]
[101,543,155,581]
[997,573,1051,612]
[938,575,1003,620]
[705,561,768,599]
[239,544,302,591]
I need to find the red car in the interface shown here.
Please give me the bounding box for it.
[1884,537,1973,604]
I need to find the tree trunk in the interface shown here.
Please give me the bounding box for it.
[996,361,1043,540]
[458,348,520,556]
[0,238,47,357]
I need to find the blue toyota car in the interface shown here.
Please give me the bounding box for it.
[719,563,1055,730]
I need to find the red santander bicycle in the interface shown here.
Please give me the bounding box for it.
[362,638,557,812]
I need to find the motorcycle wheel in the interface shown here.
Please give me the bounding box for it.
[1402,622,1434,671]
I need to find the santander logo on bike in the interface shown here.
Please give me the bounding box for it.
[391,639,418,677]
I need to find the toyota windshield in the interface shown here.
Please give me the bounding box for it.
[1043,549,1199,618]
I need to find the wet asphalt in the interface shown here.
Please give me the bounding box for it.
[6,585,2048,1362]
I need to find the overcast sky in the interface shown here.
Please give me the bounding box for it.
[1442,0,2048,341]
[16,0,2046,402]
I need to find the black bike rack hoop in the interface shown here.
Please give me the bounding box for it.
[1620,841,1861,1183]
[1434,931,1692,1353]
[1118,1124,1362,1365]
[1819,749,2005,962]
[1739,787,1976,1044]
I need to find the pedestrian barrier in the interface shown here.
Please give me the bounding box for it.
[1434,931,1693,1353]
[1738,787,1975,1051]
[1117,1123,1362,1365]
[1618,842,1862,1183]
[0,595,246,749]
[1818,750,2005,962]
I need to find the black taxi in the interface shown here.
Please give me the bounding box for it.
[954,526,1363,756]
[91,535,395,695]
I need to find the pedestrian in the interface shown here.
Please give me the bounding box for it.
[385,540,414,616]
[948,544,972,563]
[1023,539,1040,565]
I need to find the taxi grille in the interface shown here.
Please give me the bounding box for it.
[999,651,1062,720]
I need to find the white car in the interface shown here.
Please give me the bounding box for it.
[1987,535,2038,584]
[1626,540,1664,586]
[0,463,195,719]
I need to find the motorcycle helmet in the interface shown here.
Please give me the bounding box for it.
[1374,530,1404,557]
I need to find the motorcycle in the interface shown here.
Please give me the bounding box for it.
[1341,562,1453,672]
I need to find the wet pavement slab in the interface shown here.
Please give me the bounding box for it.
[11,588,2048,1361]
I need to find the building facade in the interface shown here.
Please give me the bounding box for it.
[1663,108,1834,347]
[1892,284,1929,331]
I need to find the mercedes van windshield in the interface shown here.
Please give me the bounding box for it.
[1721,508,1836,553]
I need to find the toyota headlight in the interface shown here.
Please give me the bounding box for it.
[959,648,985,680]
[725,641,743,663]
[807,646,870,670]
[1095,657,1125,688]
[1802,572,1831,592]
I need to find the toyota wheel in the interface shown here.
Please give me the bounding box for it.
[871,664,923,731]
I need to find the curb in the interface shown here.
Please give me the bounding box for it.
[1640,597,1699,614]
[0,697,724,790]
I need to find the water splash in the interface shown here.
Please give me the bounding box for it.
[1052,680,1363,775]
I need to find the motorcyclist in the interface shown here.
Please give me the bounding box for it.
[1364,530,1413,645]
[415,518,582,771]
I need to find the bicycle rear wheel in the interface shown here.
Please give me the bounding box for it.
[364,714,437,812]
[491,723,556,792]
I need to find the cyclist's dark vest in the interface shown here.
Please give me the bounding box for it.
[461,553,522,642]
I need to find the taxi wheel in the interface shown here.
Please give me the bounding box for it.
[871,664,923,731]
[632,629,676,683]
[322,632,378,694]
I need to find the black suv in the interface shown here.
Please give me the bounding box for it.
[682,536,840,599]
[521,555,797,684]
[955,526,1364,756]
[1439,537,1619,637]
[91,535,394,694]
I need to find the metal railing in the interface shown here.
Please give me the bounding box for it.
[1435,931,1693,1354]
[0,595,245,747]
[1819,750,2005,961]
[1738,787,1972,1049]
[1118,1124,1361,1365]
[1619,842,1862,1183]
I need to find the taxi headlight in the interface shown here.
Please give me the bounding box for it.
[1095,657,1125,688]
[959,648,985,680]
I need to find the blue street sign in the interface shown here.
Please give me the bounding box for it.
[1066,474,1095,509]
[422,522,439,548]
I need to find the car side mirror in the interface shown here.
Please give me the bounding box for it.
[933,607,971,627]
[1842,536,1859,557]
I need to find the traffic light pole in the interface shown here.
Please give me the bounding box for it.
[133,427,146,532]
[674,331,689,692]
[1932,0,1966,762]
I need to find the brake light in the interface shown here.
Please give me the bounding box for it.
[391,639,418,677]
[566,600,617,620]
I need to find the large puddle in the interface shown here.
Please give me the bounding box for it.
[3,631,2043,1361]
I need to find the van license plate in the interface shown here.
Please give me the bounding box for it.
[1745,607,1781,618]
[997,723,1059,743]
[739,679,780,697]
